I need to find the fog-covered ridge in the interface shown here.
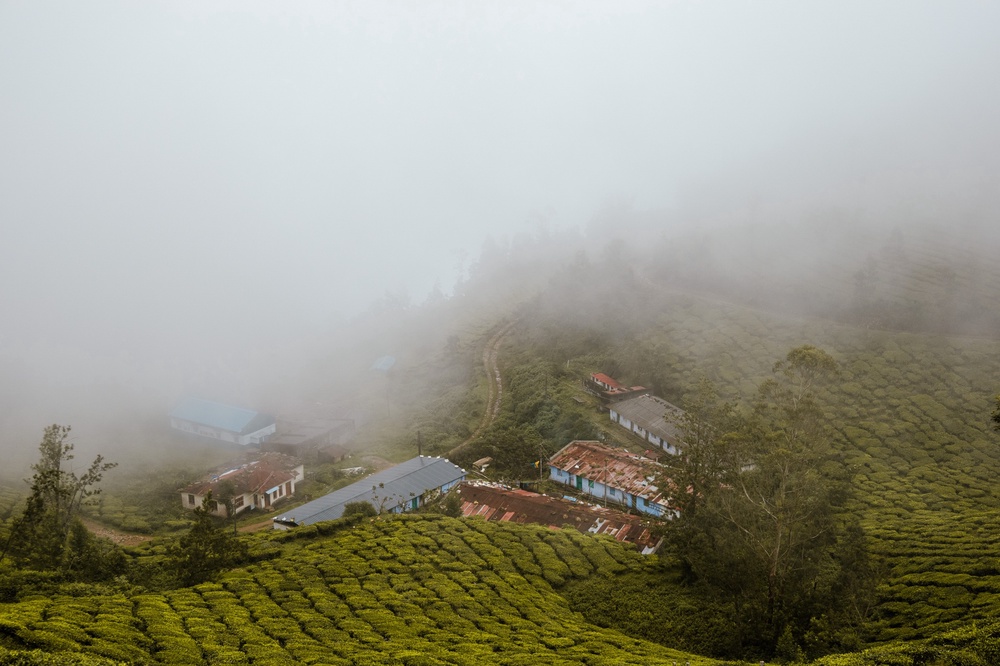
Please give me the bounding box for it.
[1,0,998,467]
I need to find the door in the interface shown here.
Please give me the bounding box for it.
[576,476,583,490]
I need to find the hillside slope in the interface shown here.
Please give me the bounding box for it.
[0,515,715,665]
[516,227,1000,645]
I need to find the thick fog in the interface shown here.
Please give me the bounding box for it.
[2,1,998,466]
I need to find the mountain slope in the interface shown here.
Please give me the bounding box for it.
[0,515,715,665]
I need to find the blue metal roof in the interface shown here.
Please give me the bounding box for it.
[170,397,272,434]
[274,456,465,526]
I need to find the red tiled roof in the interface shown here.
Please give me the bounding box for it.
[181,453,300,496]
[591,373,625,390]
[455,482,662,553]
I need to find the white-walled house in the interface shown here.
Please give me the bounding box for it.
[170,397,276,446]
[181,454,304,517]
[547,440,678,519]
[609,393,684,454]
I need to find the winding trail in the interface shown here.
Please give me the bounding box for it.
[449,319,518,458]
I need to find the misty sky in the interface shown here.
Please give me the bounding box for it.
[2,1,999,445]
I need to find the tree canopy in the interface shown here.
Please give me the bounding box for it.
[664,346,873,660]
[1,425,117,573]
[167,492,248,587]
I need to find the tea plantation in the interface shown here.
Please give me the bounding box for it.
[0,514,719,665]
[632,293,1000,643]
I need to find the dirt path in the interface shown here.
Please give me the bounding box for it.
[239,518,276,533]
[81,518,154,546]
[449,319,518,458]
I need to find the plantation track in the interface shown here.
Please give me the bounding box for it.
[80,517,152,546]
[449,319,518,458]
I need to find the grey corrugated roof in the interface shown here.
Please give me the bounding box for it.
[611,394,684,443]
[274,456,465,526]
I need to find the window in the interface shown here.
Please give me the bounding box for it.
[187,494,195,506]
[588,479,594,489]
[608,488,616,496]
[233,495,244,509]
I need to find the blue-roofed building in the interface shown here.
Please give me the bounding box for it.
[272,456,466,529]
[170,397,277,446]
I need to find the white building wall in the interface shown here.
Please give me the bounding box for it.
[238,423,277,446]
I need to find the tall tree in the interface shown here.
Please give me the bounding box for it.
[665,377,744,520]
[667,346,871,659]
[214,478,240,536]
[1,425,117,570]
[168,492,248,587]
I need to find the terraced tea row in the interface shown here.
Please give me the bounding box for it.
[0,515,711,665]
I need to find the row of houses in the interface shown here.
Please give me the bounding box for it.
[174,373,682,553]
[176,441,673,558]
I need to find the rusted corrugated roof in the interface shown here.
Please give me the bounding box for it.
[456,482,663,554]
[547,440,673,510]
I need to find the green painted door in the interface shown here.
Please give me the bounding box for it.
[576,476,583,490]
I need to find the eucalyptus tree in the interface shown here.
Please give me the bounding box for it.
[1,424,117,570]
[667,346,872,659]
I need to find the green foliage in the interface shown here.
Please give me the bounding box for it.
[0,515,717,665]
[0,647,124,665]
[507,252,1000,648]
[661,348,875,660]
[166,495,249,587]
[342,501,377,518]
[564,568,743,657]
[454,350,599,477]
[1,425,118,574]
[991,395,1000,433]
